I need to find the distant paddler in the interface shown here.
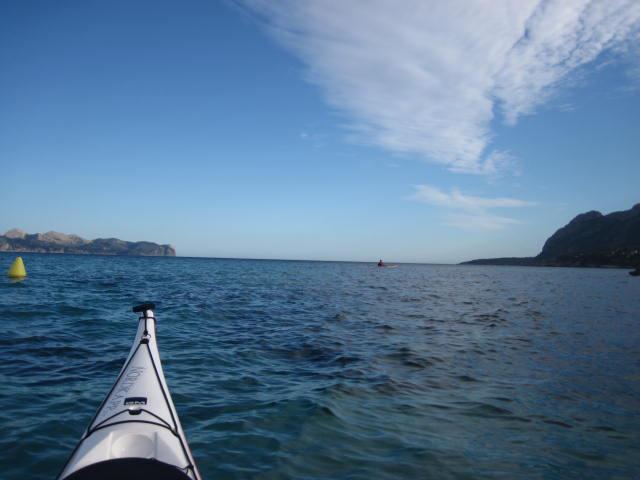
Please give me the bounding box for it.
[7,256,27,278]
[377,259,398,268]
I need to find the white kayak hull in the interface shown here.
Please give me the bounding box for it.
[58,304,201,480]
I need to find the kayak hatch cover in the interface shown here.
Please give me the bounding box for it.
[57,303,201,480]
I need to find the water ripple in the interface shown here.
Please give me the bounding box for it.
[1,254,639,479]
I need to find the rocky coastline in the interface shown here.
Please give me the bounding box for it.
[462,204,640,269]
[0,229,176,257]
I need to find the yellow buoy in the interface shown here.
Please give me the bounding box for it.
[8,256,27,278]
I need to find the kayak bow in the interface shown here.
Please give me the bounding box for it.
[58,303,201,480]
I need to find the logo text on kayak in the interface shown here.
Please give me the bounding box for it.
[99,366,145,418]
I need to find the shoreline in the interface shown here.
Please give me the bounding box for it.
[1,251,637,270]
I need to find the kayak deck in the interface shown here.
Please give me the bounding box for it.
[58,304,201,480]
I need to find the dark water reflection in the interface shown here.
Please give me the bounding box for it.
[1,253,639,479]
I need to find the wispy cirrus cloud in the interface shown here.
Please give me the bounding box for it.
[239,0,640,174]
[410,184,535,230]
[411,184,535,209]
[445,213,521,231]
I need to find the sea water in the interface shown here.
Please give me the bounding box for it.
[1,253,639,479]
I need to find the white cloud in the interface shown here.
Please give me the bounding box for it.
[409,184,535,230]
[445,213,520,231]
[410,184,535,209]
[240,0,640,174]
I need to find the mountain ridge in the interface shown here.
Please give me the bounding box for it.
[0,229,176,256]
[462,203,640,268]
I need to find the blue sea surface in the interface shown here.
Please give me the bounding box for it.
[1,253,639,479]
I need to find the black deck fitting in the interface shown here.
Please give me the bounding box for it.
[132,302,156,313]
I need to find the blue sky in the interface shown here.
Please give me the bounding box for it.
[1,0,639,262]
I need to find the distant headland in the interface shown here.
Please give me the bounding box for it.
[462,203,640,268]
[0,229,176,257]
